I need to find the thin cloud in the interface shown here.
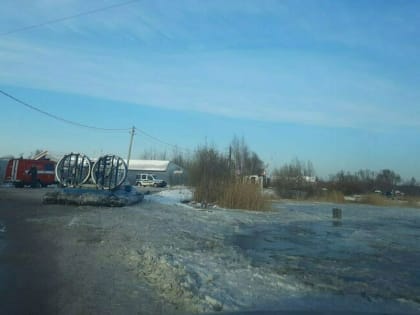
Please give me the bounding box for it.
[0,1,419,131]
[1,36,419,131]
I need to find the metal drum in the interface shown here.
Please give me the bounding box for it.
[91,155,127,190]
[55,153,92,187]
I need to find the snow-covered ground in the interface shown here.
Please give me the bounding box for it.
[120,189,420,314]
[147,187,193,205]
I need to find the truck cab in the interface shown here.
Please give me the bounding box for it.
[5,158,56,188]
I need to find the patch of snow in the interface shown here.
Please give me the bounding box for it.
[146,188,193,205]
[123,198,420,314]
[0,222,6,233]
[67,216,79,227]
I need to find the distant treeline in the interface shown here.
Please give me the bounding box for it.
[139,140,420,203]
[272,158,420,198]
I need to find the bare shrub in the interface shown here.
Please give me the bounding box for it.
[188,142,269,211]
[219,182,270,211]
[316,190,345,203]
[405,196,420,208]
[272,158,316,199]
[362,194,389,206]
[189,146,231,204]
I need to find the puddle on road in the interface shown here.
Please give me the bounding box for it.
[229,204,420,305]
[0,221,6,234]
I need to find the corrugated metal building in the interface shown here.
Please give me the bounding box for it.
[126,160,186,186]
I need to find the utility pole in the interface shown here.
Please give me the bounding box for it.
[127,126,135,168]
[228,145,232,173]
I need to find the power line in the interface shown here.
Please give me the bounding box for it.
[1,88,191,151]
[136,127,191,153]
[0,0,140,36]
[0,89,129,132]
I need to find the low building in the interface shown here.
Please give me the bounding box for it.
[303,176,317,183]
[126,160,186,186]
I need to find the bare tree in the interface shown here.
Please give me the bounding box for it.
[272,158,316,198]
[229,136,264,176]
[139,148,168,160]
[375,169,401,192]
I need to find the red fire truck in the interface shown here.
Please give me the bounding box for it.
[4,158,56,188]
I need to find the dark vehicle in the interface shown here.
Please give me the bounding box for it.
[384,191,393,198]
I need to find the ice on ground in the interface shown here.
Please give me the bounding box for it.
[0,222,6,233]
[123,189,420,313]
[146,187,193,205]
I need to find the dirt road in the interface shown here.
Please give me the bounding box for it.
[0,188,180,315]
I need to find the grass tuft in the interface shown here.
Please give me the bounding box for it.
[218,182,270,211]
[315,190,345,203]
[405,196,420,208]
[362,194,390,206]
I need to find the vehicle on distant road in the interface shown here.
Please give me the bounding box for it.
[135,173,167,187]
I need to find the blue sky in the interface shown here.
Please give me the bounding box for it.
[0,0,419,179]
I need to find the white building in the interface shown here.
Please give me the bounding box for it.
[303,176,317,183]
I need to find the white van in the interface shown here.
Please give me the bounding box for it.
[135,173,167,187]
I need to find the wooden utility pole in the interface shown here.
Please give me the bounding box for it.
[127,126,135,168]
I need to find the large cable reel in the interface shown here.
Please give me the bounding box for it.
[55,153,92,187]
[91,155,127,190]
